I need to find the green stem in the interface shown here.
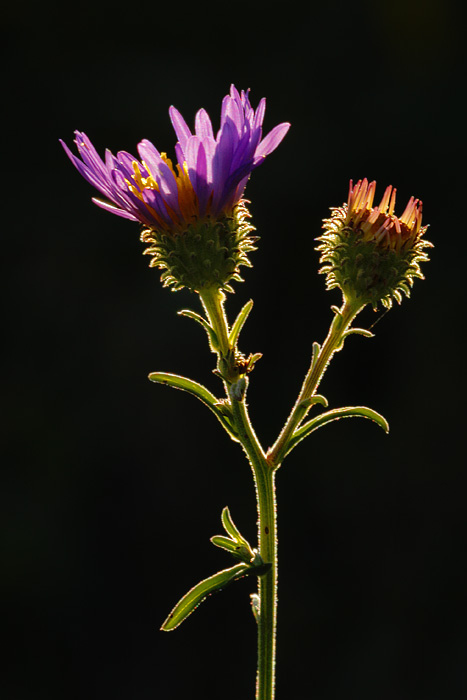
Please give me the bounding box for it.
[268,297,365,465]
[199,288,231,358]
[230,396,277,700]
[255,465,277,700]
[200,287,278,700]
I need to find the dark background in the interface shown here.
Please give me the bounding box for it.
[3,0,467,698]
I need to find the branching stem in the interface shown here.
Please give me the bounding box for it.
[198,289,365,700]
[268,297,365,466]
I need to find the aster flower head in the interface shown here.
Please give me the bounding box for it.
[61,85,290,293]
[316,178,432,310]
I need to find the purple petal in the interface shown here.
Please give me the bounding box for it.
[175,142,185,167]
[137,139,180,215]
[137,139,163,173]
[219,94,231,134]
[253,98,266,130]
[156,161,182,215]
[142,189,173,225]
[92,198,140,221]
[185,136,209,214]
[74,132,109,181]
[185,135,202,172]
[211,121,236,211]
[194,142,210,216]
[169,106,192,150]
[105,148,118,172]
[221,96,243,137]
[221,160,254,203]
[60,139,114,198]
[108,169,150,220]
[240,89,254,122]
[254,122,291,162]
[232,173,251,204]
[195,108,214,140]
[229,84,243,112]
[116,150,140,180]
[201,136,215,186]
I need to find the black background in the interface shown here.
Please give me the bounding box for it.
[3,0,467,698]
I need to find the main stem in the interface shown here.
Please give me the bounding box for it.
[200,288,278,700]
[256,465,277,700]
[231,398,277,700]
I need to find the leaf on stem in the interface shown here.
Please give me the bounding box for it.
[178,309,220,352]
[298,394,328,410]
[148,372,238,440]
[161,563,251,631]
[221,506,249,545]
[161,554,270,631]
[210,536,252,562]
[342,327,375,339]
[211,506,256,563]
[285,405,389,457]
[228,299,254,348]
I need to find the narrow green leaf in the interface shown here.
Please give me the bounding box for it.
[285,405,389,457]
[210,536,252,562]
[343,327,375,339]
[161,563,250,631]
[221,506,249,546]
[148,372,239,441]
[228,299,254,348]
[210,535,239,553]
[178,309,220,351]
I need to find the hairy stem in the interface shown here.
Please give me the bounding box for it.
[201,287,278,700]
[230,396,277,700]
[268,297,365,465]
[199,288,231,358]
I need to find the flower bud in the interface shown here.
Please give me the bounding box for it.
[316,179,432,309]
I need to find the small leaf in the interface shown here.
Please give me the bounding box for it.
[210,535,239,553]
[178,309,220,352]
[161,563,251,631]
[298,394,328,410]
[343,327,375,339]
[247,352,263,372]
[148,372,239,440]
[228,299,254,348]
[210,536,252,562]
[221,506,249,546]
[285,405,389,457]
[310,342,321,371]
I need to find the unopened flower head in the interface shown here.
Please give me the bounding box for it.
[316,179,432,309]
[61,85,290,293]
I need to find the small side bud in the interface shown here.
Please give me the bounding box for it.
[250,593,261,623]
[229,376,248,402]
[316,179,432,310]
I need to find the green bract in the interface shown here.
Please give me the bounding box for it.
[140,200,257,293]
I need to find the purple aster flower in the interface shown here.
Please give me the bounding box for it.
[60,85,290,232]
